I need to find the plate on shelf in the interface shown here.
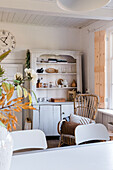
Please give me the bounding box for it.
[56,79,64,85]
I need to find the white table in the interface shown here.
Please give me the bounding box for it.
[10,141,113,170]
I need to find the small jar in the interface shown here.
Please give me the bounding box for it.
[49,82,53,88]
[43,83,48,88]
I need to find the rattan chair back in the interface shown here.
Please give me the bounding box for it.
[74,94,99,120]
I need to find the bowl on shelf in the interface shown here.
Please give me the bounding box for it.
[45,68,58,73]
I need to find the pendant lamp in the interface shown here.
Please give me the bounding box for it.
[57,0,111,12]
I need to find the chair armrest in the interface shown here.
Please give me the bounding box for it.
[62,121,80,136]
[57,120,66,134]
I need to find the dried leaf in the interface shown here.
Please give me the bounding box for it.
[0,50,11,62]
[0,121,6,128]
[12,108,20,112]
[23,102,30,105]
[13,106,21,111]
[27,106,36,110]
[13,116,17,123]
[21,106,30,109]
[12,101,22,106]
[2,82,10,93]
[7,101,12,106]
[12,124,16,130]
[16,106,21,111]
[0,113,8,119]
[15,101,22,104]
[17,85,22,97]
[0,100,5,105]
[12,97,23,102]
[32,90,38,104]
[12,97,23,101]
[21,105,36,110]
[23,88,28,98]
[3,109,10,112]
[7,114,14,119]
[2,102,5,107]
[7,86,14,101]
[1,119,5,124]
[0,87,2,96]
[28,93,32,106]
[7,123,11,131]
[5,119,9,124]
[0,93,5,105]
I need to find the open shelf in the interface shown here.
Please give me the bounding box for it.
[36,87,77,90]
[37,73,77,75]
[36,62,76,65]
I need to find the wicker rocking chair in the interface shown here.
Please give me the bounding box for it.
[58,94,99,146]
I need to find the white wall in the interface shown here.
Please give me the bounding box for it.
[80,27,95,93]
[0,22,81,51]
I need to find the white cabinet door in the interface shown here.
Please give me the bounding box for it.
[53,106,60,136]
[1,64,23,80]
[39,105,53,136]
[62,104,74,119]
[1,64,23,130]
[39,105,60,136]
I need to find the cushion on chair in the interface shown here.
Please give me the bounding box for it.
[61,121,80,136]
[70,114,81,124]
[70,114,95,125]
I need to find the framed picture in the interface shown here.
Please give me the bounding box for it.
[68,90,76,101]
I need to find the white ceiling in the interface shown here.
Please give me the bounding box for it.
[0,0,112,28]
[0,9,99,28]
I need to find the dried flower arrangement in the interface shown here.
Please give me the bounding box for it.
[0,50,36,131]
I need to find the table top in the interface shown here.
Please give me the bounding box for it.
[10,141,113,170]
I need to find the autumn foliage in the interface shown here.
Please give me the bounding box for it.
[0,50,36,131]
[0,82,36,131]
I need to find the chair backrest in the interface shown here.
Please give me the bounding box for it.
[74,94,99,120]
[10,129,47,151]
[75,123,110,145]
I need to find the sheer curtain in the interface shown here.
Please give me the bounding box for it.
[106,30,113,109]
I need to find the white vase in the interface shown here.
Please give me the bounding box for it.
[0,126,13,170]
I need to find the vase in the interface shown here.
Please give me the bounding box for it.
[0,126,13,170]
[71,79,76,87]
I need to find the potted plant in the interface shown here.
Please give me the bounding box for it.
[0,50,36,170]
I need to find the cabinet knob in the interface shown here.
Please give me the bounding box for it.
[62,112,65,115]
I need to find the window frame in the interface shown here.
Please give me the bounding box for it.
[108,31,113,109]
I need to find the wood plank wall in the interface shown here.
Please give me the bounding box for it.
[94,30,106,108]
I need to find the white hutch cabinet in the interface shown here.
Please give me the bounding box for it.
[30,49,82,136]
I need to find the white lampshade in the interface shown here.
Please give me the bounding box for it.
[57,0,111,12]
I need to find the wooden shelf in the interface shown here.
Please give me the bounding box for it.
[36,87,77,90]
[37,73,77,75]
[36,62,76,65]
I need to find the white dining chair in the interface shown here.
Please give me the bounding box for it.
[10,129,47,152]
[75,123,110,145]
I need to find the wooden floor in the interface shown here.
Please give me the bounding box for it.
[47,137,60,148]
